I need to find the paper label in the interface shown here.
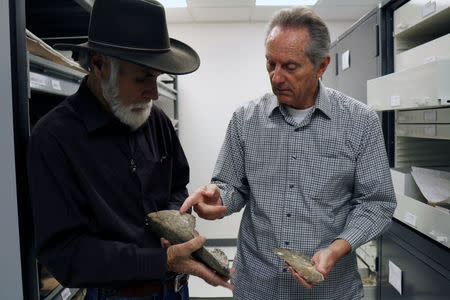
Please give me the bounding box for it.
[342,50,350,70]
[388,260,402,295]
[423,110,437,121]
[424,125,436,136]
[424,56,437,64]
[404,211,417,227]
[390,95,401,107]
[51,79,62,91]
[29,72,47,88]
[422,1,436,18]
[61,288,71,300]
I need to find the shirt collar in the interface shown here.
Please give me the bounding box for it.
[267,80,332,119]
[70,76,117,133]
[314,80,332,119]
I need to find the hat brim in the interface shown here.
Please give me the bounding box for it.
[54,38,200,75]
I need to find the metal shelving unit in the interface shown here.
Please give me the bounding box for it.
[369,1,450,298]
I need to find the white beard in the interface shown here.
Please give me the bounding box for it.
[101,73,152,131]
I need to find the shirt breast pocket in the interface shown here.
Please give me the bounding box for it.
[307,154,355,201]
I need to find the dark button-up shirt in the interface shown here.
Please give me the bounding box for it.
[212,82,396,299]
[28,78,189,288]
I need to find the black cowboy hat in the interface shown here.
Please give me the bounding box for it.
[54,0,200,75]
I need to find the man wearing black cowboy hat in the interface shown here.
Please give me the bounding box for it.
[27,0,233,299]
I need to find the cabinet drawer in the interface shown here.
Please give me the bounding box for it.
[367,59,450,110]
[397,107,450,123]
[380,224,450,299]
[395,33,450,71]
[397,124,450,139]
[394,1,450,36]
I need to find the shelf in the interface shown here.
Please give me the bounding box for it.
[43,285,79,300]
[157,78,177,101]
[397,107,450,123]
[29,53,85,97]
[367,59,450,110]
[397,124,450,140]
[393,193,450,248]
[29,53,177,100]
[395,33,450,71]
[394,1,450,40]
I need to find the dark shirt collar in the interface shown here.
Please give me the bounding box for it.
[268,80,332,119]
[70,76,116,133]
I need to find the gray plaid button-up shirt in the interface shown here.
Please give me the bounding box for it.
[211,82,396,300]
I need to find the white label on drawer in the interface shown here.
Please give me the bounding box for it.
[403,211,417,227]
[424,55,437,64]
[61,288,71,300]
[390,95,401,107]
[423,110,437,121]
[29,72,47,88]
[51,79,62,91]
[388,260,402,295]
[424,125,436,136]
[342,50,350,70]
[422,1,436,18]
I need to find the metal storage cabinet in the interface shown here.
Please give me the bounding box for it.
[379,220,450,299]
[374,0,450,299]
[321,8,380,104]
[336,10,380,103]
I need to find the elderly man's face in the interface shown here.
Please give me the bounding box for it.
[115,60,161,108]
[265,26,328,109]
[100,58,162,130]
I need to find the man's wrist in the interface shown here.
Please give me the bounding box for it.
[328,239,351,261]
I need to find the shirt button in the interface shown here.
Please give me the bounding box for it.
[289,184,294,188]
[286,213,291,217]
[291,155,296,160]
[285,241,290,246]
[283,268,287,272]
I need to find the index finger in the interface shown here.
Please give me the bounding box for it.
[180,189,203,214]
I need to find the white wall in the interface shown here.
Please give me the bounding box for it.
[168,21,354,239]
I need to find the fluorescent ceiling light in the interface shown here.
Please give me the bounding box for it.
[256,0,318,6]
[158,0,187,8]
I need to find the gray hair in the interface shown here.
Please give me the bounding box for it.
[265,6,330,68]
[76,51,120,80]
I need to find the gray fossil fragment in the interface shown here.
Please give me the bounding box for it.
[145,210,233,279]
[274,248,324,285]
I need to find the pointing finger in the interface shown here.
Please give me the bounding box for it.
[180,191,202,214]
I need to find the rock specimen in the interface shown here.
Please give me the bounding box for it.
[146,210,233,279]
[274,248,324,285]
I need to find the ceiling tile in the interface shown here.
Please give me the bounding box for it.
[313,5,375,20]
[316,0,379,5]
[187,0,254,8]
[250,6,287,22]
[190,7,252,22]
[163,0,381,23]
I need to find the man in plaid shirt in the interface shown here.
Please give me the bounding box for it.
[181,6,396,300]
